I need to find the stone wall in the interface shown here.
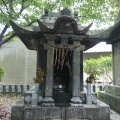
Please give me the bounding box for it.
[0,40,37,85]
[98,85,120,113]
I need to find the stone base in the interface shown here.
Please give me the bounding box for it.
[42,97,55,107]
[11,100,110,120]
[70,97,83,107]
[98,85,120,113]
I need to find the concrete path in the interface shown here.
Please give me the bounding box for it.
[110,109,120,120]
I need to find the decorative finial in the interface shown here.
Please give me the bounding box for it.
[61,8,71,16]
[74,11,78,18]
[44,9,49,16]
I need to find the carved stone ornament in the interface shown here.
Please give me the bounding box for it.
[61,8,71,16]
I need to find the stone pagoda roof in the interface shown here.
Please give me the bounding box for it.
[10,8,119,51]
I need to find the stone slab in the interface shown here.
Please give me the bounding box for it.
[11,98,110,120]
[98,91,120,113]
[11,104,24,120]
[23,105,109,120]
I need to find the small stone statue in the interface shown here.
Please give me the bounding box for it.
[86,74,96,83]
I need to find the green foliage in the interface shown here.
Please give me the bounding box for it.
[84,58,102,79]
[0,0,119,26]
[0,67,4,82]
[84,55,112,80]
[0,0,44,26]
[98,55,112,74]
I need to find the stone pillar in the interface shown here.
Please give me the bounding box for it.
[37,46,45,70]
[31,46,46,106]
[70,41,84,106]
[42,40,55,107]
[86,83,92,105]
[37,46,46,94]
[80,51,83,91]
[112,42,120,85]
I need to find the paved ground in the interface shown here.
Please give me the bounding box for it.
[110,109,120,120]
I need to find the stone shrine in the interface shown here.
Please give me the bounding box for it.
[10,8,110,120]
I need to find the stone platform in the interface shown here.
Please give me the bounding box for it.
[11,100,110,120]
[98,85,120,113]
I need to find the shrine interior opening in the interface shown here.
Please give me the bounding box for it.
[53,47,73,105]
[53,37,73,91]
[53,50,72,91]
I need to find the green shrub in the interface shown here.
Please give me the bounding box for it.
[0,67,4,82]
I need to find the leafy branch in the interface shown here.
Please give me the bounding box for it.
[1,0,13,19]
[0,67,4,82]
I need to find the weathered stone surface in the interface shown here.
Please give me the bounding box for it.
[11,104,24,120]
[98,91,120,113]
[113,41,120,86]
[24,107,62,120]
[42,97,55,107]
[23,104,110,120]
[99,85,120,114]
[11,101,110,120]
[97,100,110,120]
[105,85,120,96]
[42,41,55,106]
[84,105,101,120]
[70,41,84,106]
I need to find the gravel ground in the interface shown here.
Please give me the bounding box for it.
[0,94,21,120]
[110,109,120,120]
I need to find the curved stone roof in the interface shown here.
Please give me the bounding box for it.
[10,8,120,51]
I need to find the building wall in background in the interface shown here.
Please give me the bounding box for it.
[0,40,37,85]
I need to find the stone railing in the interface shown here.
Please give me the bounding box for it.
[0,84,33,94]
[84,84,103,92]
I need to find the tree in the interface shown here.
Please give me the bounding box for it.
[0,0,45,46]
[0,0,120,46]
[83,55,112,83]
[84,58,102,80]
[98,55,112,83]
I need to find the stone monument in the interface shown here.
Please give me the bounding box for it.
[10,8,110,120]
